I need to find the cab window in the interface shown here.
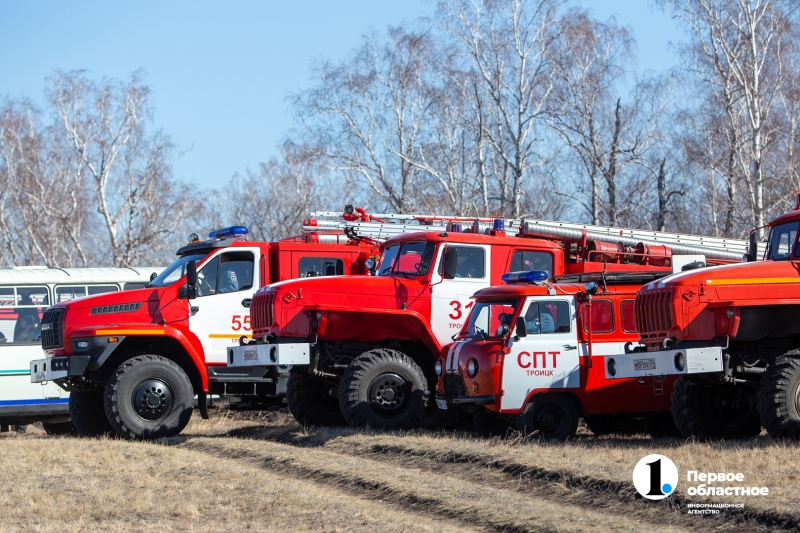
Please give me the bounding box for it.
[767,221,798,260]
[510,250,553,278]
[620,300,636,333]
[463,300,518,338]
[0,286,49,344]
[452,246,485,279]
[197,252,255,297]
[298,257,344,277]
[523,300,570,334]
[582,299,615,333]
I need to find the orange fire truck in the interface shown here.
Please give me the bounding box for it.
[605,194,800,440]
[30,225,379,439]
[229,209,746,430]
[436,271,681,441]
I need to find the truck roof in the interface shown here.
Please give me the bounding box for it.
[382,230,563,250]
[473,280,647,300]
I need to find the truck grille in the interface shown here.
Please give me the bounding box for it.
[251,292,275,335]
[635,289,673,339]
[444,374,466,397]
[40,308,65,349]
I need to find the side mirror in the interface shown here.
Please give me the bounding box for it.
[515,316,528,338]
[745,232,758,262]
[184,261,197,300]
[149,272,157,282]
[443,248,458,280]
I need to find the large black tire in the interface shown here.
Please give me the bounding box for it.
[287,371,345,427]
[671,377,761,440]
[42,420,77,436]
[517,394,579,442]
[757,356,800,439]
[104,355,194,440]
[69,390,115,437]
[338,348,428,430]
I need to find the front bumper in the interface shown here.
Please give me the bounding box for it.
[30,356,91,383]
[227,342,310,367]
[604,347,723,379]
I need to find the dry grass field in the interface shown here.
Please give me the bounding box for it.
[1,408,799,533]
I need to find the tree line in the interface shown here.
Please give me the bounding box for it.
[1,0,799,268]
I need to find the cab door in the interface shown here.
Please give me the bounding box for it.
[188,248,259,364]
[500,296,580,411]
[429,244,491,346]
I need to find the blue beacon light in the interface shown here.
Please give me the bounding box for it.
[493,218,505,231]
[209,226,249,239]
[501,270,549,284]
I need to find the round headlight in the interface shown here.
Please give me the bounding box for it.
[365,257,377,270]
[674,352,686,372]
[467,358,479,378]
[435,359,443,376]
[607,357,616,377]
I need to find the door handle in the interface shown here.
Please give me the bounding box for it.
[562,345,577,350]
[241,298,252,308]
[190,306,199,316]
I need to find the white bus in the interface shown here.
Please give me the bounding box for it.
[0,266,162,434]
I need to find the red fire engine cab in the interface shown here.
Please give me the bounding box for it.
[229,210,745,431]
[30,226,378,439]
[436,270,679,441]
[605,194,800,440]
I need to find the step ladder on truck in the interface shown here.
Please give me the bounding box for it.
[229,206,749,430]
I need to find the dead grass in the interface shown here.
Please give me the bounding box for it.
[181,436,696,533]
[0,436,474,533]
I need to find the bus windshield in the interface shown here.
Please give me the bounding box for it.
[147,254,206,288]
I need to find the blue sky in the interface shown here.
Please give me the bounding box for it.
[0,1,683,190]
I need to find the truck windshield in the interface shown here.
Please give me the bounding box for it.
[378,241,436,277]
[147,254,206,287]
[766,221,798,261]
[462,300,519,339]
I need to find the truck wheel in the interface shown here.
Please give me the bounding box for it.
[757,355,800,439]
[671,377,761,440]
[104,355,194,440]
[517,394,579,442]
[42,420,77,436]
[287,371,345,427]
[69,390,115,437]
[644,413,682,439]
[338,348,428,430]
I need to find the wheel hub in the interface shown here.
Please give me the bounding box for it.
[368,373,408,414]
[535,406,563,433]
[132,379,173,421]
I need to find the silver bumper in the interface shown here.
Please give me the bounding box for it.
[227,343,310,367]
[604,347,723,379]
[30,358,68,383]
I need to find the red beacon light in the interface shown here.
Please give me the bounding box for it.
[501,270,549,284]
[208,226,249,239]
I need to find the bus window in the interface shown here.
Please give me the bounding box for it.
[123,283,146,290]
[56,286,86,303]
[88,285,119,295]
[0,286,50,344]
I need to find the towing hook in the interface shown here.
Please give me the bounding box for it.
[661,338,675,350]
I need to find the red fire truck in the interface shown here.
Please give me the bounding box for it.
[30,226,379,439]
[229,210,746,430]
[436,271,680,441]
[605,194,800,440]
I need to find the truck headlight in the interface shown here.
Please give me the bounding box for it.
[674,352,686,371]
[466,358,478,378]
[435,360,442,376]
